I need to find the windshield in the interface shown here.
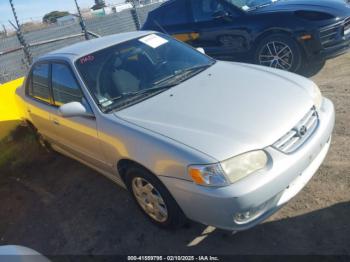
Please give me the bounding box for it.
[223,0,279,11]
[75,33,215,112]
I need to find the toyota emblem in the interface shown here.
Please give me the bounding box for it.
[298,125,308,137]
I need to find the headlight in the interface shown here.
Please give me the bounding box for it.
[310,83,322,110]
[188,150,268,187]
[221,150,268,184]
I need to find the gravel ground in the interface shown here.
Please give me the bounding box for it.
[0,54,349,256]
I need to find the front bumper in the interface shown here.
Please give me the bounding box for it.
[318,38,350,60]
[301,37,350,62]
[160,98,335,231]
[300,22,350,62]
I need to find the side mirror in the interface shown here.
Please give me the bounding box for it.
[58,102,94,118]
[196,47,205,54]
[212,10,231,20]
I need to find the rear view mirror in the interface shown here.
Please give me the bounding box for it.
[196,47,205,54]
[58,102,94,118]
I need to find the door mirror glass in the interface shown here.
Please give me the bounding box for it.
[196,47,206,54]
[58,102,94,118]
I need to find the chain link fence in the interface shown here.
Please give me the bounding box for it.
[0,2,163,84]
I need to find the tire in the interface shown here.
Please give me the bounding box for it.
[298,60,326,77]
[254,34,302,72]
[125,165,186,229]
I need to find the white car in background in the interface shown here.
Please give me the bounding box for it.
[0,245,49,262]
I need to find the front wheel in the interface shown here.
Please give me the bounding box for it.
[254,34,302,72]
[298,60,326,77]
[125,166,186,229]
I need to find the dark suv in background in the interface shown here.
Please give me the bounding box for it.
[142,0,350,75]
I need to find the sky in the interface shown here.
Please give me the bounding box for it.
[0,0,124,26]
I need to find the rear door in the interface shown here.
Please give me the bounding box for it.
[24,62,58,142]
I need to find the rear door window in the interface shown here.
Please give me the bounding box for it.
[29,63,51,103]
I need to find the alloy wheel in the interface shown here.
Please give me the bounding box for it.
[131,177,168,222]
[258,41,294,71]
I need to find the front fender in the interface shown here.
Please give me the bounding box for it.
[97,114,217,181]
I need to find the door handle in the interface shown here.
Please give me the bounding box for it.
[173,32,199,42]
[53,119,60,126]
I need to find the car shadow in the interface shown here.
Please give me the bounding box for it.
[0,151,349,255]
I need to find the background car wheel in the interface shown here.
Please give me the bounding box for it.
[255,34,302,72]
[298,60,326,77]
[125,166,186,229]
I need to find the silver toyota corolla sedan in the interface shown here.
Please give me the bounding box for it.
[16,31,335,231]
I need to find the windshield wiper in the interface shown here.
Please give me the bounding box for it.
[175,63,213,76]
[103,85,172,113]
[153,63,213,87]
[141,83,173,93]
[99,92,137,108]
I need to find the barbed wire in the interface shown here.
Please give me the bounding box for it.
[1,1,162,84]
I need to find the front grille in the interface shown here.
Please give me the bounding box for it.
[320,17,350,47]
[273,107,319,154]
[320,22,342,47]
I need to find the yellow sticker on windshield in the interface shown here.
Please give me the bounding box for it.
[139,34,168,48]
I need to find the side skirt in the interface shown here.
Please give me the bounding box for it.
[51,143,127,189]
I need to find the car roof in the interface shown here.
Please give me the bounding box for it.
[148,0,178,17]
[39,31,154,62]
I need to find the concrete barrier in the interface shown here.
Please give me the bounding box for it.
[0,78,25,140]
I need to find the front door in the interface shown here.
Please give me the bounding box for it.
[189,0,250,60]
[156,0,198,43]
[49,62,110,173]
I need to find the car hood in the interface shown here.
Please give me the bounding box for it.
[115,61,314,161]
[251,0,350,18]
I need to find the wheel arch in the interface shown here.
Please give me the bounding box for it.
[253,28,304,72]
[254,28,295,48]
[117,158,157,185]
[117,157,187,221]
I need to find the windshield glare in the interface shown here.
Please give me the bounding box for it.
[76,33,214,112]
[224,0,278,11]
